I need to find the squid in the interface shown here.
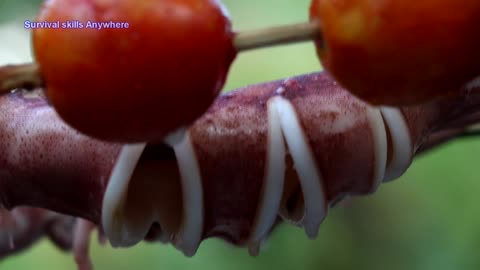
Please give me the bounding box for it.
[0,72,479,269]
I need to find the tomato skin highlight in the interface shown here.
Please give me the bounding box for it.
[33,0,236,143]
[310,0,480,106]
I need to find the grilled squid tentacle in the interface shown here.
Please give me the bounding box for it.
[167,132,204,257]
[101,143,146,247]
[380,107,413,182]
[271,95,327,239]
[248,97,286,255]
[366,107,388,191]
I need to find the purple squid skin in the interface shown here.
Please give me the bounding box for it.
[0,72,477,250]
[0,91,122,223]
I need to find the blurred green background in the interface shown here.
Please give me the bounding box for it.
[1,0,480,269]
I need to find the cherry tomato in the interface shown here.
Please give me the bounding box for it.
[310,0,480,105]
[33,0,236,142]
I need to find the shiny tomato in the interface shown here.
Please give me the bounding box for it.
[33,0,236,142]
[310,0,480,105]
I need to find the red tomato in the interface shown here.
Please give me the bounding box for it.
[33,0,236,142]
[310,0,480,105]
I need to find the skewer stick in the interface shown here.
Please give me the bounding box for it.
[0,21,322,94]
[0,63,43,93]
[234,21,321,52]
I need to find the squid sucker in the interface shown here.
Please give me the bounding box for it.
[0,72,479,266]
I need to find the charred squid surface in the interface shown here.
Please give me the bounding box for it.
[0,92,122,222]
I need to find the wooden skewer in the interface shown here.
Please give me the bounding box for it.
[0,63,43,93]
[234,21,321,52]
[0,21,322,94]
